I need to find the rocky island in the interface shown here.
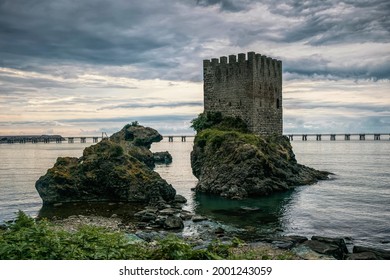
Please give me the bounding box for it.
[35,123,176,205]
[191,112,330,199]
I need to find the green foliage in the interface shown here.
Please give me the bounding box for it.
[0,212,297,260]
[131,121,139,126]
[191,112,248,133]
[195,128,263,150]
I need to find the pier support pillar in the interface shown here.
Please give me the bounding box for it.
[374,134,380,140]
[330,134,336,141]
[359,134,365,140]
[81,137,86,143]
[56,138,62,143]
[168,136,173,142]
[316,134,322,141]
[93,137,99,143]
[68,137,74,144]
[302,135,307,141]
[181,136,186,142]
[345,134,350,141]
[288,135,293,141]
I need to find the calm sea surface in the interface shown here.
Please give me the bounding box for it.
[0,139,389,249]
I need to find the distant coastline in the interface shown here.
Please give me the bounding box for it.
[0,135,65,144]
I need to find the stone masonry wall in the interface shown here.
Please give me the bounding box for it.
[203,51,282,135]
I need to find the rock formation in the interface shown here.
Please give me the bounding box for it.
[36,124,176,204]
[190,113,330,199]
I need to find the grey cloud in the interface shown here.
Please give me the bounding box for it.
[283,115,390,134]
[98,101,203,110]
[283,55,390,80]
[195,0,252,11]
[1,0,389,84]
[284,97,390,114]
[268,0,390,45]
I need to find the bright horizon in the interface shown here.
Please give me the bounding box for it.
[1,1,389,136]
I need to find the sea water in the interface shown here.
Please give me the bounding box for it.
[0,139,389,249]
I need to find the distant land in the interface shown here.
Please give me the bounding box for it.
[0,135,65,144]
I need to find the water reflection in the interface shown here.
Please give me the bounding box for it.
[193,190,294,239]
[38,202,145,223]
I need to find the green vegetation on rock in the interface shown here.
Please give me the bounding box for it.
[191,113,330,199]
[35,124,175,205]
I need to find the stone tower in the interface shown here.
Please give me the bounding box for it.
[203,51,282,135]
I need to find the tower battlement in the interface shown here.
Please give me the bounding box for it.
[203,51,283,135]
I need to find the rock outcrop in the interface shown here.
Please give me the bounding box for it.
[36,124,176,205]
[190,115,330,199]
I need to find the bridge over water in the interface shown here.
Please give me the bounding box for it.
[0,133,389,144]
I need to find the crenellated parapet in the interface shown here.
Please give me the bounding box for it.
[203,51,283,135]
[203,52,282,79]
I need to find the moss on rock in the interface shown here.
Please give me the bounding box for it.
[36,124,175,205]
[191,118,330,199]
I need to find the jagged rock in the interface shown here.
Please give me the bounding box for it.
[346,252,379,260]
[303,238,347,260]
[292,244,336,260]
[191,127,330,199]
[35,124,176,204]
[311,236,348,255]
[353,246,390,260]
[164,216,184,229]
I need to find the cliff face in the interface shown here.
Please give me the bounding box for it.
[191,128,330,199]
[35,124,176,205]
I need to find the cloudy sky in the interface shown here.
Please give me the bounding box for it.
[0,0,389,136]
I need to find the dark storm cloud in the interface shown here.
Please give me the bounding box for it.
[264,0,390,44]
[0,0,389,82]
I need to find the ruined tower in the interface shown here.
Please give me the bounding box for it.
[203,51,282,135]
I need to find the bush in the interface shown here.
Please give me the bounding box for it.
[191,112,248,133]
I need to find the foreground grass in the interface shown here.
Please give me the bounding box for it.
[0,211,297,260]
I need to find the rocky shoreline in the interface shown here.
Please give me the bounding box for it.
[30,121,389,260]
[47,199,389,260]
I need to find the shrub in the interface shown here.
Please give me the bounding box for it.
[191,112,248,133]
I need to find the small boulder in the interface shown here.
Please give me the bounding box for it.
[192,215,208,222]
[164,216,184,229]
[173,194,187,204]
[353,246,390,260]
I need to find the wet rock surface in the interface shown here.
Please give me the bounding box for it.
[48,201,390,260]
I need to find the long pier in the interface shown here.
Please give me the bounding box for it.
[286,133,389,141]
[0,133,388,144]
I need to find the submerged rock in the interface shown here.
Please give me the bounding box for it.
[153,151,173,164]
[191,125,330,199]
[35,124,176,205]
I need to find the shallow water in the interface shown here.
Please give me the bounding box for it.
[0,139,389,249]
